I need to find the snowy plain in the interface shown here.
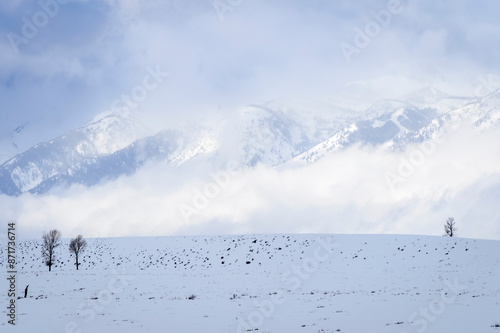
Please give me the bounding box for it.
[1,234,499,332]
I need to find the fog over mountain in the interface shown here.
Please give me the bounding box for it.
[1,87,499,240]
[1,0,500,239]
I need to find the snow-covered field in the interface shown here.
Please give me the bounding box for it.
[1,234,499,332]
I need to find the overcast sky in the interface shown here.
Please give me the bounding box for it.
[1,0,500,142]
[1,0,500,240]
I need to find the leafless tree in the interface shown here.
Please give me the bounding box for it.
[444,217,457,237]
[69,235,87,270]
[41,229,61,271]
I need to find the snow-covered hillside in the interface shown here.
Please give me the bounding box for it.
[0,101,348,195]
[235,103,351,166]
[1,234,498,332]
[1,88,500,196]
[292,106,442,163]
[0,111,150,196]
[293,89,500,163]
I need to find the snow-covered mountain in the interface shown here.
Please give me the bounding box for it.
[293,89,500,163]
[1,88,499,196]
[0,121,34,165]
[29,126,220,195]
[0,111,150,195]
[392,88,500,150]
[0,100,351,196]
[235,101,354,166]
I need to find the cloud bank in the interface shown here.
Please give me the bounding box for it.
[1,0,500,143]
[2,124,499,240]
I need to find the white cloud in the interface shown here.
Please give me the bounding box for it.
[2,0,500,137]
[3,124,499,240]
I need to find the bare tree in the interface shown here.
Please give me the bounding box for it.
[69,235,87,270]
[444,217,457,237]
[41,229,62,271]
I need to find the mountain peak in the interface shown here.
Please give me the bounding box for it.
[404,86,450,105]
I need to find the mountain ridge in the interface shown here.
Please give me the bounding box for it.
[1,88,499,196]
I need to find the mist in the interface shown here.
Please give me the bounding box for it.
[1,122,498,240]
